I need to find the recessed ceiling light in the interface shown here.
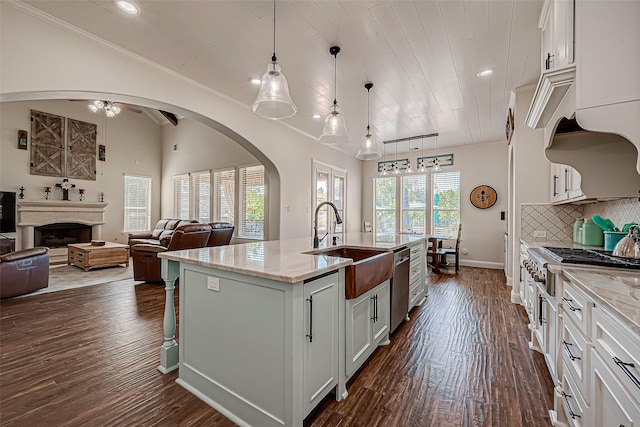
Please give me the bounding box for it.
[249,78,262,85]
[115,0,140,15]
[477,68,494,77]
[312,114,322,119]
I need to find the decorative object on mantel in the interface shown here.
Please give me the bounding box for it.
[43,186,52,200]
[18,130,28,150]
[90,239,106,246]
[56,179,76,201]
[99,192,104,202]
[470,185,497,209]
[78,189,86,202]
[18,186,25,199]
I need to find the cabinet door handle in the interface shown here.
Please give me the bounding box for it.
[562,297,581,312]
[553,175,559,196]
[306,295,313,343]
[613,356,640,390]
[539,295,545,326]
[564,168,570,193]
[371,295,376,322]
[561,391,581,419]
[562,340,581,361]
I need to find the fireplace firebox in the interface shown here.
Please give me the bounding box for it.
[34,223,92,248]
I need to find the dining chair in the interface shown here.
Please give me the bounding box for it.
[438,223,462,273]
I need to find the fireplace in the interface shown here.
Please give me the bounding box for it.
[34,223,92,248]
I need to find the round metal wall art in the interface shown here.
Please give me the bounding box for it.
[470,185,497,209]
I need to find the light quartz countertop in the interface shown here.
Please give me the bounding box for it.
[562,268,640,336]
[158,233,428,284]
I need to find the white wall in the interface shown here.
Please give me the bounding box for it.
[508,85,550,300]
[0,100,162,248]
[160,118,259,219]
[361,142,509,268]
[0,3,363,241]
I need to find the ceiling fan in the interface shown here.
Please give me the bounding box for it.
[69,99,178,126]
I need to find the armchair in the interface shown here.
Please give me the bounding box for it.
[0,247,50,298]
[207,222,234,247]
[128,219,198,247]
[131,223,212,283]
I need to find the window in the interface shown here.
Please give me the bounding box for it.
[213,169,235,224]
[239,165,264,239]
[374,176,396,233]
[312,162,346,240]
[123,174,151,232]
[192,171,211,223]
[432,171,461,236]
[173,174,190,220]
[401,174,427,233]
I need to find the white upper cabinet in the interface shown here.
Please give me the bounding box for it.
[540,0,575,72]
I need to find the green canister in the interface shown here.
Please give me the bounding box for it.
[573,219,584,243]
[581,219,604,246]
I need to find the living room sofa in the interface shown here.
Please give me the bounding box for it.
[128,219,198,247]
[206,222,235,247]
[130,223,212,283]
[0,247,50,298]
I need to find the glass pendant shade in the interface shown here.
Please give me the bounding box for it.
[432,158,441,172]
[252,60,297,120]
[356,132,382,160]
[319,102,349,144]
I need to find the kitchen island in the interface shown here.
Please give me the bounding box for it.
[157,233,427,427]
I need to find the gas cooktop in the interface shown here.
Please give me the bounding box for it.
[539,247,640,270]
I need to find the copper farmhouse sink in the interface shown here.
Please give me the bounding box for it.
[306,247,393,299]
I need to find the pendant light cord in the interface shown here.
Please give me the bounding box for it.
[272,0,277,62]
[366,86,371,133]
[334,53,337,105]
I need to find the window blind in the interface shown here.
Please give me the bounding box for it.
[193,171,211,223]
[239,165,264,239]
[432,171,461,236]
[123,174,151,232]
[401,174,427,233]
[173,173,190,220]
[213,169,235,224]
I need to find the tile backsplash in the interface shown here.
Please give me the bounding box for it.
[521,204,583,241]
[583,198,640,229]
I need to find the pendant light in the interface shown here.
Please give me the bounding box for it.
[418,135,427,173]
[432,134,441,171]
[356,83,382,160]
[319,46,349,144]
[251,0,297,120]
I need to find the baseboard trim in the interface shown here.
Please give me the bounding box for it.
[459,260,503,270]
[511,290,522,304]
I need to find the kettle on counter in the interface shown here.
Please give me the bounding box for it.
[612,225,640,259]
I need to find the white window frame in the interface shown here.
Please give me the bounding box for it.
[431,170,461,237]
[238,164,265,240]
[192,170,211,223]
[212,168,236,225]
[123,174,151,233]
[312,160,347,242]
[173,173,191,220]
[373,175,397,234]
[400,174,428,234]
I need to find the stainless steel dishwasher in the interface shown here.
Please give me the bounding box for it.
[390,247,410,333]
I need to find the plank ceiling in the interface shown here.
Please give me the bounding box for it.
[22,0,543,156]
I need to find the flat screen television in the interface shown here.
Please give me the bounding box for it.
[0,191,17,233]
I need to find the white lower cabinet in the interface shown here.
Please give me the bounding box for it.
[409,241,426,306]
[303,273,339,416]
[346,280,390,377]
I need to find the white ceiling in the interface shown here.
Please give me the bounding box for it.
[23,0,543,156]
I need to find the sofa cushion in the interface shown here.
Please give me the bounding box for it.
[129,238,162,246]
[151,228,163,239]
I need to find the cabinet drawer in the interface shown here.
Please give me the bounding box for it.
[409,244,423,258]
[592,306,640,402]
[409,281,423,308]
[561,280,591,337]
[409,263,422,284]
[560,370,586,427]
[561,312,591,403]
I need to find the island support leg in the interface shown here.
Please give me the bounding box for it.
[158,258,180,374]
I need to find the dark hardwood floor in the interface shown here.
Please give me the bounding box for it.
[0,268,553,426]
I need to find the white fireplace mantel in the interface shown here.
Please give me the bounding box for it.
[17,201,108,254]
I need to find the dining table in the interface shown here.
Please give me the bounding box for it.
[427,234,452,273]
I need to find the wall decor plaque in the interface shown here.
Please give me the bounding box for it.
[470,185,497,209]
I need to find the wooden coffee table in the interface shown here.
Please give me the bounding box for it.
[68,242,130,272]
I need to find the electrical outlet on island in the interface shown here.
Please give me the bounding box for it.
[533,230,547,239]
